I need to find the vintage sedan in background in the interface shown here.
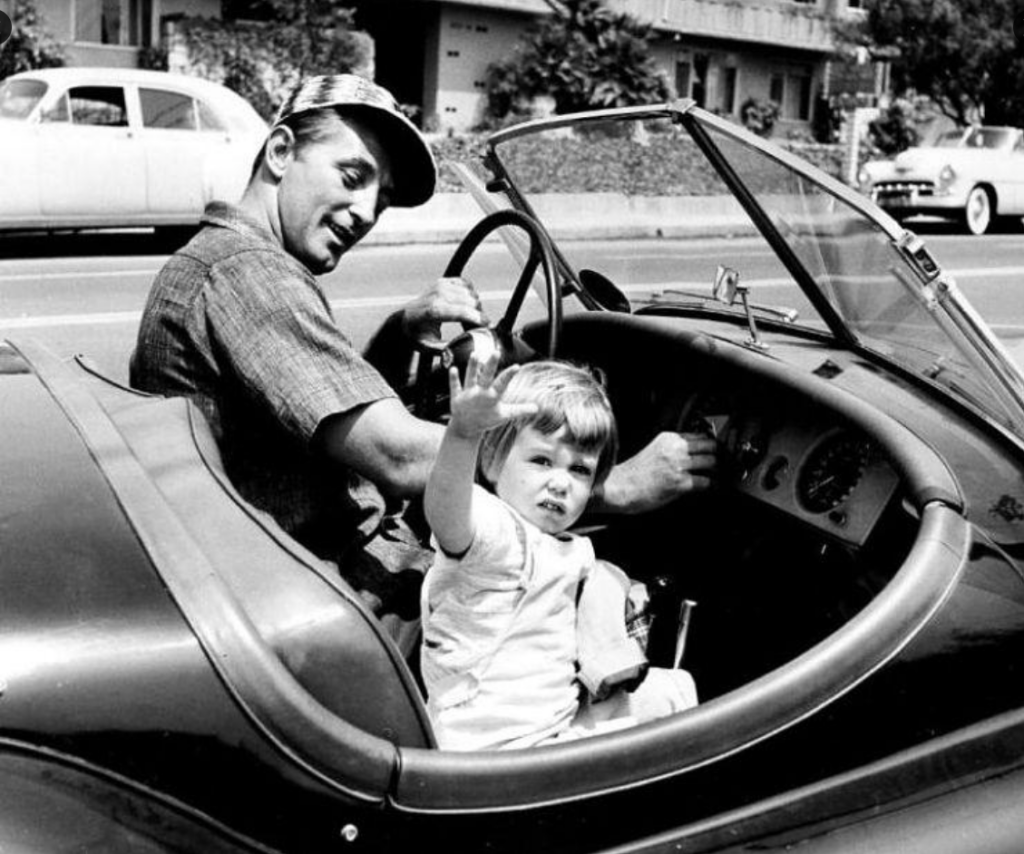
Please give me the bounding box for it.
[4,102,1024,853]
[0,67,267,235]
[857,125,1024,235]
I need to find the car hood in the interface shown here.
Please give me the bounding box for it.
[869,146,1003,178]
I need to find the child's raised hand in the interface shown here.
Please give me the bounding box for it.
[448,351,538,439]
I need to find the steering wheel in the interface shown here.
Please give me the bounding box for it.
[413,208,563,417]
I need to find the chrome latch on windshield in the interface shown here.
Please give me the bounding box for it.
[896,232,942,283]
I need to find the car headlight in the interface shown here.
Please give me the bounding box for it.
[857,166,872,189]
[937,164,956,190]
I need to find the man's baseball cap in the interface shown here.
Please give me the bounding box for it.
[274,74,436,207]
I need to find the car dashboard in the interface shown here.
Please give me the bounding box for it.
[532,312,935,698]
[668,383,901,548]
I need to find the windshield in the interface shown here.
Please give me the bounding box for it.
[486,110,1023,429]
[935,127,1015,150]
[0,79,47,119]
[488,116,821,321]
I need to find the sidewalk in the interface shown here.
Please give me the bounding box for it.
[362,192,756,245]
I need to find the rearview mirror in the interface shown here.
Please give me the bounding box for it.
[579,269,631,314]
[712,265,741,305]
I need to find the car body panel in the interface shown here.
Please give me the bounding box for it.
[0,68,267,231]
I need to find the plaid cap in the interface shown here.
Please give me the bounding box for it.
[274,74,436,208]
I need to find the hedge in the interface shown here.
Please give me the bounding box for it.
[428,132,848,195]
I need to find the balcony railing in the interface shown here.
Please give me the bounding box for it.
[617,0,840,53]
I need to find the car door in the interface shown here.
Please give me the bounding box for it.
[137,86,234,216]
[38,84,147,218]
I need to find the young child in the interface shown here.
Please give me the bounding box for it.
[421,354,697,751]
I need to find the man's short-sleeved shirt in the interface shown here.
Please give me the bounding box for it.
[130,201,399,563]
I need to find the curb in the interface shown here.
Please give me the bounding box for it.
[361,192,755,245]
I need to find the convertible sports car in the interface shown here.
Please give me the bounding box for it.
[857,124,1024,235]
[4,103,1024,853]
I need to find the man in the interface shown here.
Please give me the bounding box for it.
[131,74,715,621]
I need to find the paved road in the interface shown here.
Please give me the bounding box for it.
[2,228,1023,385]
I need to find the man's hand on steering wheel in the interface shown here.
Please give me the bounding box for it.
[400,276,488,349]
[594,432,718,515]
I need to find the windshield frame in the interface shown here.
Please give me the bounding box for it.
[482,103,1024,433]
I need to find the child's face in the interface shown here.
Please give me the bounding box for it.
[489,425,600,535]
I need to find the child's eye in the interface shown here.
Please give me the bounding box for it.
[571,464,594,478]
[529,455,551,467]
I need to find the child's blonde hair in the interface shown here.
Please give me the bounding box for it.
[478,360,618,486]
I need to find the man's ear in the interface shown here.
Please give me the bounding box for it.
[263,125,296,180]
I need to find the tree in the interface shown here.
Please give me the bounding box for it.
[0,0,64,80]
[174,1,371,121]
[483,0,669,124]
[843,0,1024,126]
[223,0,368,79]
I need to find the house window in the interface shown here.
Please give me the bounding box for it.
[796,75,812,120]
[692,54,709,108]
[718,67,737,115]
[675,61,691,100]
[784,74,812,120]
[770,72,812,121]
[74,0,140,46]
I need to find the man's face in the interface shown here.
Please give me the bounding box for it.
[275,113,394,275]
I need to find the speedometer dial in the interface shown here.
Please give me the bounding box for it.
[797,432,874,514]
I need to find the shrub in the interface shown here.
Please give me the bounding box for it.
[0,0,64,80]
[429,131,847,194]
[482,0,669,126]
[867,99,921,157]
[739,98,780,137]
[168,10,372,122]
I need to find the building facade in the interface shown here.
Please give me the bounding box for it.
[31,0,878,138]
[351,0,869,135]
[33,0,218,68]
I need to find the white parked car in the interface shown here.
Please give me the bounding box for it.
[0,68,268,234]
[857,125,1024,235]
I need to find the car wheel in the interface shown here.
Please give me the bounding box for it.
[963,186,993,235]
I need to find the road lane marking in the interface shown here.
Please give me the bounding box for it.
[0,288,537,329]
[3,263,1024,286]
[2,265,1022,330]
[0,268,160,282]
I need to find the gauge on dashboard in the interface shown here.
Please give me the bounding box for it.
[796,432,875,514]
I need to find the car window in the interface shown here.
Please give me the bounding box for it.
[140,87,197,130]
[40,92,70,122]
[935,130,965,147]
[197,99,228,131]
[0,78,48,119]
[68,86,128,127]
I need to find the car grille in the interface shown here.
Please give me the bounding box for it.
[875,181,935,198]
